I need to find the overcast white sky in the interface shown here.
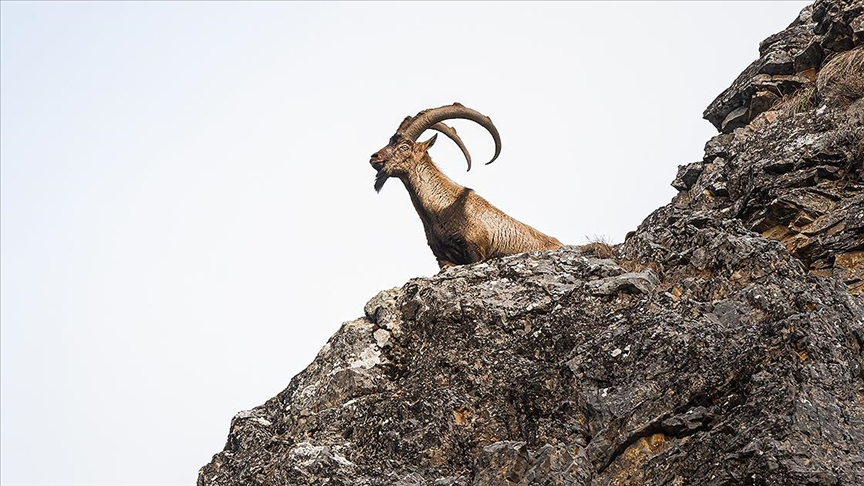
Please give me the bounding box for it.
[1,2,811,485]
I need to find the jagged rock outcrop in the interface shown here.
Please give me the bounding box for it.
[703,0,863,133]
[694,0,863,294]
[199,1,864,484]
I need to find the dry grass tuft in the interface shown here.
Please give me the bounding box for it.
[817,47,864,106]
[771,86,817,118]
[574,235,616,259]
[576,241,615,259]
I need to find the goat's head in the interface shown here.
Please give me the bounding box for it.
[369,103,502,192]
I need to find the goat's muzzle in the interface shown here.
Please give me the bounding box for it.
[370,154,384,172]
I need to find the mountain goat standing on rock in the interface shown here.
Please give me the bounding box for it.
[369,103,562,269]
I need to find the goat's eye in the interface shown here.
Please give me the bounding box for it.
[398,144,409,152]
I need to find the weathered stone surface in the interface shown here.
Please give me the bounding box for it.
[678,55,862,291]
[721,105,750,132]
[671,162,703,191]
[200,2,864,484]
[199,223,864,485]
[750,90,782,117]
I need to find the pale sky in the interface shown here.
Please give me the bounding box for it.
[1,2,810,485]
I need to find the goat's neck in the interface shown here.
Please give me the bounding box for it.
[401,157,465,220]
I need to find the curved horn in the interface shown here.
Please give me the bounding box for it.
[395,115,413,135]
[401,103,502,167]
[429,122,473,171]
[390,120,472,168]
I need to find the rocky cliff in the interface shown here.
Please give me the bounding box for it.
[199,1,864,484]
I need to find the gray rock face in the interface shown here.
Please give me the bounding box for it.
[685,0,863,296]
[199,1,864,484]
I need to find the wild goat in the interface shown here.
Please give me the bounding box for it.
[370,103,562,269]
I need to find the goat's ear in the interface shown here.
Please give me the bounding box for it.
[420,133,437,150]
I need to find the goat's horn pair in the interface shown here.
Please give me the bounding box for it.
[400,103,502,171]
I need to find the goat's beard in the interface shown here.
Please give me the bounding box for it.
[374,170,389,193]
